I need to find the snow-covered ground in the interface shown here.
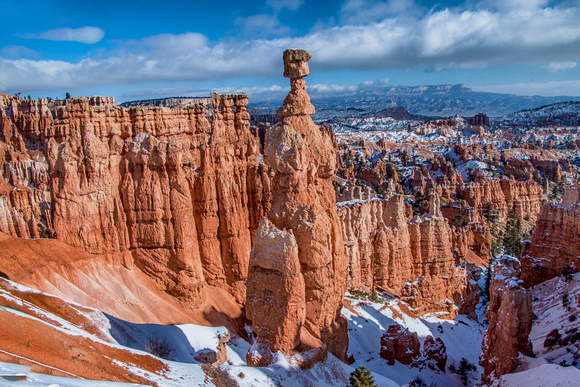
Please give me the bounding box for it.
[1,277,489,387]
[528,272,580,368]
[343,296,485,386]
[3,272,580,386]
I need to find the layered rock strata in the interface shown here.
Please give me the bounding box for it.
[380,325,420,365]
[245,49,348,365]
[521,185,580,287]
[338,193,467,316]
[480,256,534,383]
[1,92,270,308]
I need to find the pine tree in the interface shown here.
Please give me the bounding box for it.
[349,365,377,387]
[502,212,523,257]
[457,358,477,385]
[484,260,493,300]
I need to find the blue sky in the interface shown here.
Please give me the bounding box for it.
[1,0,580,102]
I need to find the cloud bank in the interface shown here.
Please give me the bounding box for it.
[2,3,580,93]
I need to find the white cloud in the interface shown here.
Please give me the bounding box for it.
[307,83,359,93]
[542,61,578,73]
[235,14,290,37]
[141,32,207,56]
[3,4,580,94]
[340,0,418,24]
[471,80,580,96]
[21,26,105,44]
[267,0,304,11]
[477,0,550,12]
[0,45,38,58]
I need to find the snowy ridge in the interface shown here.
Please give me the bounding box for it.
[498,101,580,128]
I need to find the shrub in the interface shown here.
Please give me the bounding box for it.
[410,376,428,387]
[450,358,477,386]
[144,335,175,360]
[201,365,238,387]
[563,266,573,282]
[349,365,377,387]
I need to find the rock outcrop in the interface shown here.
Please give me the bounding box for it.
[245,49,348,365]
[380,325,421,365]
[480,256,534,383]
[1,92,270,308]
[338,193,467,316]
[245,218,305,354]
[421,335,447,372]
[521,185,580,287]
[380,326,447,371]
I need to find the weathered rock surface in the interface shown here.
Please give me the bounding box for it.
[338,193,467,316]
[194,331,230,366]
[459,262,482,319]
[480,256,534,383]
[421,335,447,372]
[380,325,420,365]
[245,49,348,365]
[1,92,270,308]
[246,218,305,354]
[521,185,580,287]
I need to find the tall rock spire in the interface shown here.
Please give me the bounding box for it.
[245,49,348,367]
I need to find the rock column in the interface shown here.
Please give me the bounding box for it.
[245,49,348,366]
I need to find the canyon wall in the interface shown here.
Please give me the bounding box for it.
[1,92,270,308]
[338,193,468,316]
[480,256,534,383]
[521,185,580,287]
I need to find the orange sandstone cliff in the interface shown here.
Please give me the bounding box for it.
[480,256,534,383]
[338,193,468,316]
[521,185,580,287]
[1,92,271,310]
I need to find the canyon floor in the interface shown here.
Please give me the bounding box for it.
[2,270,580,386]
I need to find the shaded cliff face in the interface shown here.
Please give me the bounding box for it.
[521,185,580,287]
[338,193,467,316]
[245,49,348,364]
[1,92,270,308]
[480,256,534,383]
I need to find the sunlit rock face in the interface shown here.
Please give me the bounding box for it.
[521,185,580,287]
[0,92,271,308]
[245,49,348,367]
[480,256,534,383]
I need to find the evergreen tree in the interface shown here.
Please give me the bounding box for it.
[484,261,493,300]
[457,358,477,385]
[502,212,523,257]
[349,365,377,387]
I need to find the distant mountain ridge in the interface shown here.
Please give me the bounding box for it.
[305,84,580,117]
[496,100,580,127]
[247,84,579,117]
[119,85,580,118]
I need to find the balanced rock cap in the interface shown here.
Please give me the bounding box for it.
[283,49,312,79]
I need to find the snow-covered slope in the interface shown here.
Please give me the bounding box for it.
[498,101,580,127]
[492,272,580,386]
[343,295,485,386]
[0,277,379,386]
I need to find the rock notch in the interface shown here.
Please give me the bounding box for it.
[245,49,348,366]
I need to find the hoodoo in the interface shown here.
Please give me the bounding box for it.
[245,49,349,366]
[521,185,580,287]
